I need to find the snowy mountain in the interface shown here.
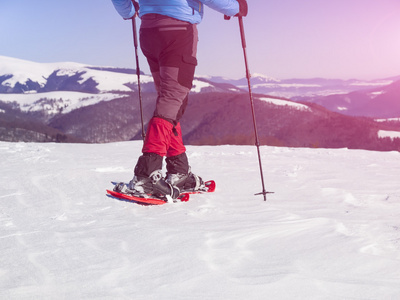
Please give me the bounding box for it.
[0,55,239,95]
[206,73,396,98]
[0,56,141,93]
[295,79,400,119]
[1,55,397,117]
[1,140,400,299]
[1,56,400,150]
[0,56,241,120]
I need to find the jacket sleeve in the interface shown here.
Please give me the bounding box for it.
[111,0,136,19]
[198,0,240,16]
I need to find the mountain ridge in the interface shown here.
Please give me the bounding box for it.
[1,56,400,150]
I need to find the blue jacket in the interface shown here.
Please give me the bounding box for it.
[111,0,239,24]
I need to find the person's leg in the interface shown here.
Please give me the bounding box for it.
[165,122,204,191]
[140,22,198,123]
[166,122,188,175]
[130,20,199,196]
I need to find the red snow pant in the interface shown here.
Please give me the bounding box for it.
[142,117,186,157]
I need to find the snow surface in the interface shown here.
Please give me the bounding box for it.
[0,92,128,115]
[378,130,400,140]
[251,73,280,83]
[376,118,400,123]
[191,80,213,93]
[1,141,400,299]
[350,80,393,87]
[369,91,386,99]
[259,97,311,111]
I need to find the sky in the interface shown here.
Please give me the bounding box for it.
[1,0,400,80]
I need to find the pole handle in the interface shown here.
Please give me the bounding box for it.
[132,18,139,49]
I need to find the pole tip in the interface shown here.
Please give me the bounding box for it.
[255,191,274,201]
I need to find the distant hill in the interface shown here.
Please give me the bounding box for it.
[203,73,398,98]
[1,55,400,151]
[294,80,400,119]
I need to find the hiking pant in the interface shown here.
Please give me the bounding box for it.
[134,14,198,177]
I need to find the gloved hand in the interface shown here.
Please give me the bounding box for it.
[132,0,139,15]
[235,0,248,17]
[124,1,139,19]
[224,0,248,20]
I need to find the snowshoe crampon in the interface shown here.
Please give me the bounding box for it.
[107,180,215,205]
[106,189,190,205]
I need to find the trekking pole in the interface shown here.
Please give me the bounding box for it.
[131,8,146,141]
[237,16,273,201]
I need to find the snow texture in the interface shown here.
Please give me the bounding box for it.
[259,97,311,111]
[378,130,400,140]
[1,141,400,299]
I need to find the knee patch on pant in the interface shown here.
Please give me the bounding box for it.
[178,55,197,90]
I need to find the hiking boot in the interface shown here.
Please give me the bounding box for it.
[166,172,205,192]
[128,170,180,199]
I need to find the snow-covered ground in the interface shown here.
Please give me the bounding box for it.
[1,141,400,299]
